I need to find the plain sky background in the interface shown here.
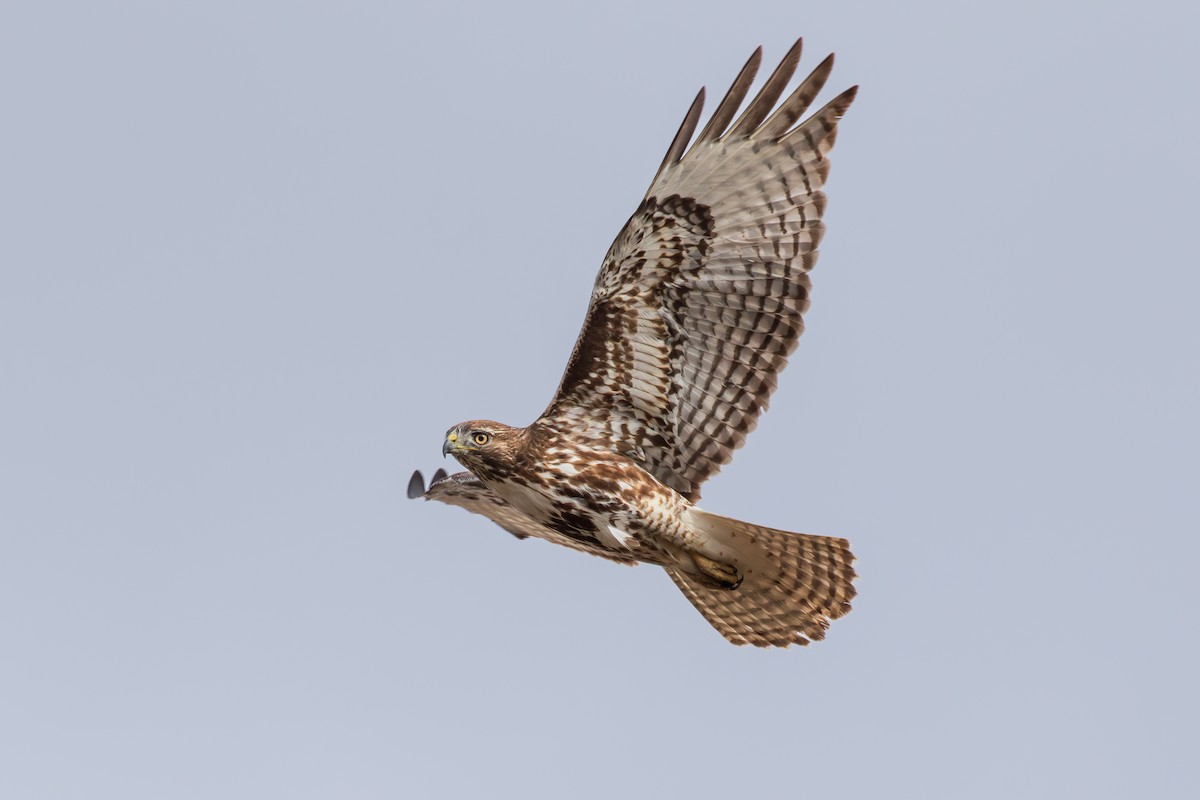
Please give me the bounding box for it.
[2,1,1197,797]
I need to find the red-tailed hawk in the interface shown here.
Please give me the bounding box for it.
[409,40,858,647]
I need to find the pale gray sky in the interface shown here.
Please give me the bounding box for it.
[2,1,1197,798]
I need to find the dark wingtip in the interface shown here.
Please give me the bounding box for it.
[431,467,448,484]
[406,470,426,499]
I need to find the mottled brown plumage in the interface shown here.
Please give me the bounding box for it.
[410,39,859,647]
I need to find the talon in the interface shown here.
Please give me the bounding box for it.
[688,552,742,589]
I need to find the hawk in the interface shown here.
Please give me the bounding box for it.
[409,39,858,647]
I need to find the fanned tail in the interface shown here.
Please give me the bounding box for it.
[668,508,856,647]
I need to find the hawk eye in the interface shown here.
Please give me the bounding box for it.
[472,432,490,446]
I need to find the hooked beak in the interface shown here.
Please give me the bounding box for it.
[442,430,460,457]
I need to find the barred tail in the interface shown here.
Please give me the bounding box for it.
[668,508,857,647]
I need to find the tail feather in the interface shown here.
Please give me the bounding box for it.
[670,508,856,647]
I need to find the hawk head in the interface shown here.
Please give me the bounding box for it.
[442,420,526,479]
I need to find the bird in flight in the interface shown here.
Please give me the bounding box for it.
[409,39,858,647]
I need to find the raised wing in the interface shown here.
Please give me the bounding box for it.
[407,469,636,565]
[540,40,856,501]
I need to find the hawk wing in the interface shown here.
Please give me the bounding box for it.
[540,40,856,500]
[407,469,637,565]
